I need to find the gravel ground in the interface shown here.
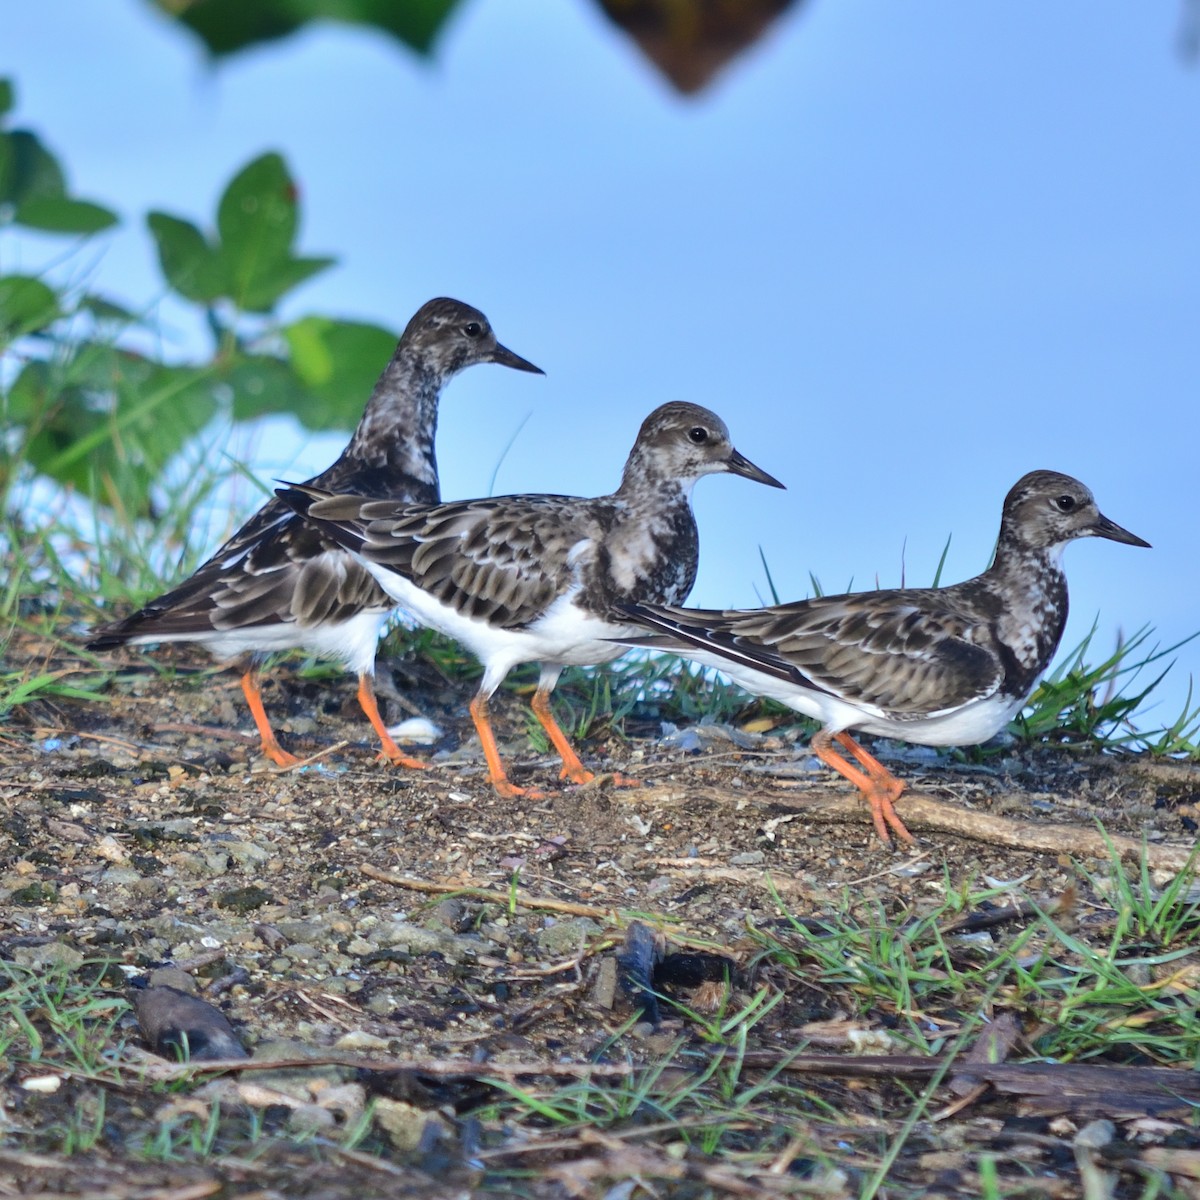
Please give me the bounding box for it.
[2,635,1199,1197]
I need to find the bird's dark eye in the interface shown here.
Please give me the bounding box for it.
[463,322,482,338]
[1054,495,1077,512]
[687,427,709,444]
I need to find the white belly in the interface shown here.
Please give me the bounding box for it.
[361,565,628,694]
[851,692,1026,746]
[670,649,1025,749]
[125,608,388,678]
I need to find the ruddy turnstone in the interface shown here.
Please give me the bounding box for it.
[88,298,542,767]
[276,401,784,797]
[615,470,1149,845]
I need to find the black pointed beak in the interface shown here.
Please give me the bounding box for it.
[727,447,785,489]
[1093,512,1150,548]
[490,342,545,374]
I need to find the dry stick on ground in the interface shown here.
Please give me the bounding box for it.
[737,786,1197,871]
[104,1053,636,1084]
[154,722,258,744]
[62,1046,1200,1121]
[937,885,1075,936]
[360,863,682,923]
[733,1052,1200,1118]
[649,859,816,897]
[0,1154,223,1200]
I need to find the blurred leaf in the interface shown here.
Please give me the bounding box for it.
[78,293,139,323]
[0,79,13,120]
[148,0,462,59]
[596,0,803,95]
[147,211,226,303]
[284,315,397,428]
[217,153,295,276]
[0,128,118,236]
[14,195,118,234]
[226,353,311,423]
[12,347,219,515]
[0,274,61,338]
[236,254,335,313]
[211,153,333,311]
[0,129,66,207]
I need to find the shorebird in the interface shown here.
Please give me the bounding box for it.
[88,298,542,767]
[614,470,1149,844]
[276,401,784,797]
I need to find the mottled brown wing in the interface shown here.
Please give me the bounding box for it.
[87,499,391,648]
[297,491,603,631]
[626,589,1004,717]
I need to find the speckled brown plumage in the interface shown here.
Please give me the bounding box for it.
[278,401,785,796]
[87,298,543,767]
[618,470,1150,845]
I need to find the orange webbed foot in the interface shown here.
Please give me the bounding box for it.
[865,783,915,846]
[263,742,302,768]
[491,779,547,801]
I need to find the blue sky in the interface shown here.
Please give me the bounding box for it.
[7,1,1199,731]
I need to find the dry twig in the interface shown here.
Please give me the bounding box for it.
[754,788,1197,871]
[361,863,680,923]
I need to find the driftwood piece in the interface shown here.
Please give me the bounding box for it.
[748,788,1198,871]
[732,1051,1200,1119]
[60,1038,1200,1123]
[945,1012,1022,1100]
[966,1061,1200,1118]
[938,886,1075,935]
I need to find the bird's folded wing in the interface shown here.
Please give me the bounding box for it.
[88,499,389,646]
[287,489,598,631]
[623,592,1005,718]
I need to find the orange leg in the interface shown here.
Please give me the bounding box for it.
[530,686,640,788]
[810,729,915,846]
[240,669,300,768]
[357,674,426,770]
[470,692,543,799]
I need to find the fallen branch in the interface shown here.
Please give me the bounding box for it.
[758,789,1198,871]
[650,859,814,897]
[151,722,257,744]
[68,1051,634,1085]
[938,886,1075,936]
[361,863,682,924]
[56,1038,1200,1122]
[734,1051,1200,1117]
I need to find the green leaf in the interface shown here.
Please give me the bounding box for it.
[148,0,462,59]
[78,293,139,322]
[0,80,13,120]
[147,211,226,303]
[16,348,220,514]
[14,195,118,234]
[0,128,117,237]
[284,315,397,430]
[213,153,333,311]
[339,0,462,54]
[226,353,311,423]
[235,254,334,313]
[217,153,296,279]
[0,274,61,338]
[149,0,308,57]
[0,129,66,207]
